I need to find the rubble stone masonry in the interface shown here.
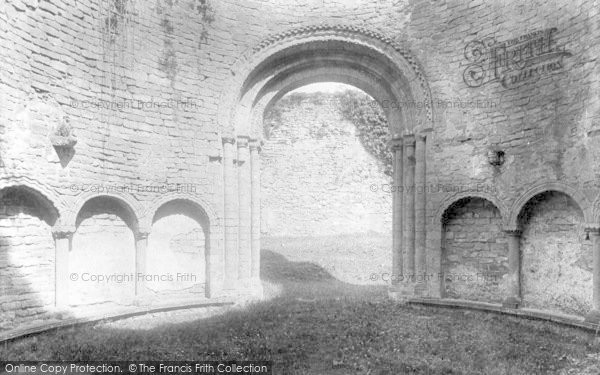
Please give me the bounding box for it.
[1,0,599,331]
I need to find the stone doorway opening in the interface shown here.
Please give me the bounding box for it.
[260,82,393,285]
[217,25,433,297]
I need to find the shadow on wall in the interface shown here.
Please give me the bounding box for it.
[439,190,593,317]
[518,191,592,316]
[0,187,214,335]
[146,199,209,301]
[0,186,64,332]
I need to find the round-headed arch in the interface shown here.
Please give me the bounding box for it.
[218,24,434,140]
[507,181,591,229]
[434,191,509,227]
[66,191,143,235]
[140,192,219,233]
[0,178,65,227]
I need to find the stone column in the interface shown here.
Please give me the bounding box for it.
[403,134,416,276]
[390,136,403,283]
[237,136,252,285]
[135,230,149,305]
[222,136,239,290]
[415,133,427,276]
[249,139,262,293]
[52,228,73,308]
[502,228,522,308]
[585,225,600,323]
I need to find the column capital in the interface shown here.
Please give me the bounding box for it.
[403,134,416,146]
[237,135,250,148]
[52,225,75,239]
[415,126,434,137]
[502,226,522,236]
[389,136,403,150]
[222,136,236,145]
[585,224,600,234]
[136,227,151,240]
[249,138,262,152]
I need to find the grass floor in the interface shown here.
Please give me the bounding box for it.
[2,238,600,374]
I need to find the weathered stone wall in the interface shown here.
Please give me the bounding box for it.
[146,201,207,299]
[520,192,592,315]
[71,198,136,306]
[0,189,55,331]
[442,198,508,303]
[0,0,599,329]
[261,93,392,237]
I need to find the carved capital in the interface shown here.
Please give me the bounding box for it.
[584,224,600,235]
[503,226,522,236]
[136,231,150,240]
[504,229,522,237]
[237,136,250,148]
[403,134,416,147]
[249,138,261,152]
[222,136,236,145]
[52,225,75,239]
[389,136,403,151]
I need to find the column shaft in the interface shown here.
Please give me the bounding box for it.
[403,135,416,275]
[222,137,239,288]
[391,138,403,281]
[415,135,427,276]
[585,228,600,323]
[53,231,72,308]
[135,233,149,300]
[502,229,521,308]
[250,141,261,285]
[594,232,600,311]
[238,136,252,282]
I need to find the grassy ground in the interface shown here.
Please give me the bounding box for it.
[2,237,600,374]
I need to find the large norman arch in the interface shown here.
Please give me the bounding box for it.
[217,24,434,297]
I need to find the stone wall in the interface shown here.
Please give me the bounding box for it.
[0,0,599,330]
[70,198,136,307]
[442,198,508,303]
[261,93,392,237]
[146,200,207,299]
[0,188,55,331]
[519,192,592,315]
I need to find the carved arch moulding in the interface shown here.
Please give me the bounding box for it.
[217,23,434,142]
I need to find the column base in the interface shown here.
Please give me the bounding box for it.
[585,309,600,324]
[501,296,521,309]
[388,283,413,301]
[250,278,264,298]
[414,282,428,296]
[133,288,153,307]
